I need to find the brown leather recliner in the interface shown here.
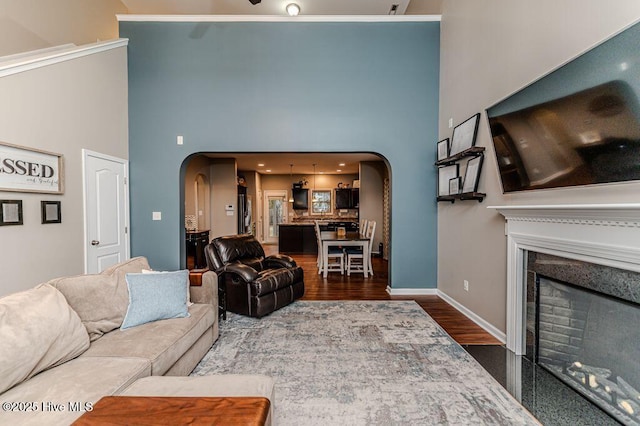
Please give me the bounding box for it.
[204,234,305,318]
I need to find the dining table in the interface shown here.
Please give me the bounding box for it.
[320,230,370,278]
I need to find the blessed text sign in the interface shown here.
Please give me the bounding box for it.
[0,142,64,194]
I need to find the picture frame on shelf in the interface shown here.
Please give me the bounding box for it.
[436,138,450,161]
[0,200,23,226]
[41,200,62,224]
[462,155,484,193]
[438,164,459,196]
[448,177,461,195]
[449,113,481,156]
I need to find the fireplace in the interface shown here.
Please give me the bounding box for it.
[491,203,640,423]
[526,252,640,424]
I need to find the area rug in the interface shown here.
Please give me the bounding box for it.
[192,301,539,425]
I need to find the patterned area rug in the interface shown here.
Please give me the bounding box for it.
[192,301,539,425]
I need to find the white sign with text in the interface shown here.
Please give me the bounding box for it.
[0,142,63,194]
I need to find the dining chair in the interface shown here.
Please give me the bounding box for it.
[360,219,368,236]
[345,220,376,276]
[314,221,345,274]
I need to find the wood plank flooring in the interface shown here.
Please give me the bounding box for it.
[265,247,502,346]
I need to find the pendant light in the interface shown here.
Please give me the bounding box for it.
[289,164,294,203]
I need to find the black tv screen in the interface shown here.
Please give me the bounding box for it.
[487,21,640,193]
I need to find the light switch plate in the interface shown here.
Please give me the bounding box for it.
[152,211,161,221]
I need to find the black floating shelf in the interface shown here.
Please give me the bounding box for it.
[437,192,486,203]
[435,146,485,166]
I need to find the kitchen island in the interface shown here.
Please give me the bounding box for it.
[278,221,358,254]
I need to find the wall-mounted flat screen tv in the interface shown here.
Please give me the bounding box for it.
[486,21,640,193]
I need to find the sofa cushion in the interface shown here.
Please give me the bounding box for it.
[48,257,150,341]
[121,270,190,330]
[0,284,90,394]
[0,356,150,426]
[81,304,215,375]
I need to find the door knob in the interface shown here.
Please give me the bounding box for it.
[91,240,100,246]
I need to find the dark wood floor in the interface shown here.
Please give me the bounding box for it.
[266,247,502,346]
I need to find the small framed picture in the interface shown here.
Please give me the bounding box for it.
[449,177,461,195]
[438,164,459,196]
[462,155,485,193]
[449,113,481,156]
[436,138,450,161]
[41,201,62,224]
[0,200,23,226]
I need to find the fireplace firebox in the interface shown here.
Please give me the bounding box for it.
[526,252,640,425]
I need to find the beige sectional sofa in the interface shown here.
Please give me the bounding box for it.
[0,257,273,425]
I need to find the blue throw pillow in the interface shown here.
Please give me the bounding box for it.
[121,270,190,330]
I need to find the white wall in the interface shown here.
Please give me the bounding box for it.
[0,46,129,296]
[209,159,237,239]
[438,0,640,334]
[0,0,127,57]
[360,161,385,254]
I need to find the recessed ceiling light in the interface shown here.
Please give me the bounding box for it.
[265,169,272,172]
[339,163,346,167]
[286,3,300,16]
[258,163,265,167]
[336,169,342,172]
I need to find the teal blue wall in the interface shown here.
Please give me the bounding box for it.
[121,21,440,289]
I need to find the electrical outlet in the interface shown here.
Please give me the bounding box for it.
[463,280,469,292]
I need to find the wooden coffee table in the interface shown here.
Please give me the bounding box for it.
[72,396,270,425]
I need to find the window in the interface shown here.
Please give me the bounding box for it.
[311,189,332,214]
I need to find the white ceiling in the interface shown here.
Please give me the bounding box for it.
[120,0,441,16]
[204,152,383,175]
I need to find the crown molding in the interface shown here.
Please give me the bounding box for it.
[116,14,441,23]
[0,39,129,79]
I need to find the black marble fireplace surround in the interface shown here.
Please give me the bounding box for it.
[525,251,640,425]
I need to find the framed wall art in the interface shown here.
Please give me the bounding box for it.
[41,201,62,224]
[0,142,64,194]
[462,155,485,193]
[449,113,481,156]
[438,164,459,196]
[436,138,450,161]
[449,177,461,195]
[0,200,23,226]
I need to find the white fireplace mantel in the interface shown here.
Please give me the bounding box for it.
[488,203,640,355]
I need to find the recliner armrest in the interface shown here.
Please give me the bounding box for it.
[265,254,297,268]
[221,263,259,282]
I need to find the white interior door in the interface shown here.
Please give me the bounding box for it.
[262,190,287,244]
[83,150,129,273]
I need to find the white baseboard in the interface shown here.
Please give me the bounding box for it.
[386,286,438,296]
[436,290,506,344]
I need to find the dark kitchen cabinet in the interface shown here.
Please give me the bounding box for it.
[292,188,308,210]
[335,188,359,209]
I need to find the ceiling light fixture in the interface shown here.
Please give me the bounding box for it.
[339,163,346,167]
[286,3,300,16]
[258,163,265,167]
